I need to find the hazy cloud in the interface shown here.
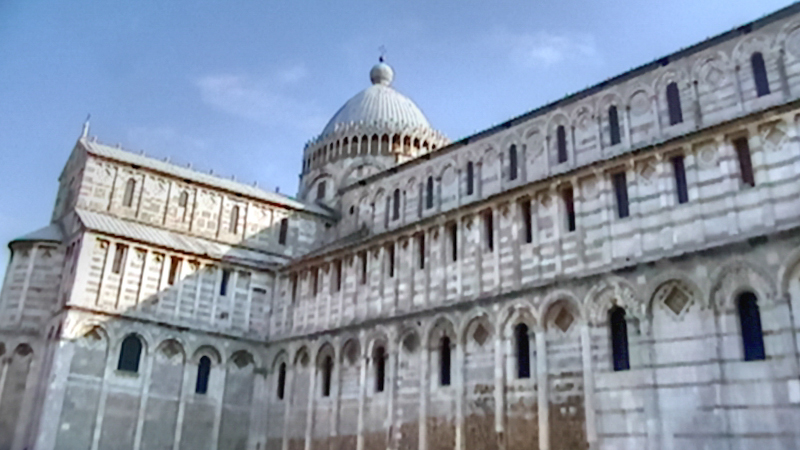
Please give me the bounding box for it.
[492,30,600,68]
[195,64,325,134]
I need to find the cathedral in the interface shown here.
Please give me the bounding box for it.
[4,3,800,450]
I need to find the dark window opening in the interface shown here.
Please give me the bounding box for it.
[515,323,531,379]
[312,269,319,295]
[609,307,630,371]
[609,105,621,145]
[734,137,755,187]
[278,218,289,245]
[334,260,342,292]
[111,243,128,275]
[613,171,630,219]
[556,125,568,163]
[195,356,211,394]
[123,178,136,207]
[392,189,401,220]
[426,176,434,209]
[322,355,333,397]
[229,206,239,234]
[448,222,458,262]
[563,187,576,232]
[751,52,770,97]
[509,144,518,180]
[317,181,327,200]
[290,274,298,303]
[440,336,451,386]
[466,162,475,195]
[672,155,689,204]
[387,245,395,278]
[666,82,683,125]
[360,252,368,285]
[167,256,182,285]
[483,210,494,252]
[519,199,533,244]
[375,346,386,392]
[418,233,426,270]
[277,362,287,399]
[118,334,143,373]
[220,269,231,296]
[738,292,766,361]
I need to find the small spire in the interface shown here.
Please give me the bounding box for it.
[81,114,91,139]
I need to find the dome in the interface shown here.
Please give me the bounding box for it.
[318,61,435,138]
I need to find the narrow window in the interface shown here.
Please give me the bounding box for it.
[613,171,630,219]
[417,233,426,270]
[277,362,287,400]
[733,137,755,187]
[751,52,770,97]
[519,198,532,244]
[312,269,319,295]
[738,292,765,361]
[609,307,630,371]
[440,336,451,386]
[334,260,342,292]
[123,178,136,207]
[466,161,475,195]
[178,191,189,207]
[290,274,298,303]
[360,252,368,285]
[167,256,182,285]
[608,105,621,145]
[111,243,128,275]
[509,144,518,180]
[278,218,289,245]
[321,355,333,397]
[483,210,494,252]
[229,206,239,234]
[118,334,143,373]
[317,181,326,200]
[384,196,390,227]
[448,222,458,262]
[387,244,395,278]
[563,186,576,232]
[666,82,683,125]
[426,176,434,210]
[671,155,689,204]
[375,346,386,392]
[515,323,531,379]
[392,189,401,220]
[220,269,231,296]
[556,125,568,163]
[195,356,211,394]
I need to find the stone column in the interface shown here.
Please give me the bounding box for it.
[281,359,296,450]
[419,343,430,450]
[304,354,317,450]
[580,322,598,449]
[132,352,155,450]
[387,344,399,449]
[455,337,466,450]
[493,330,505,444]
[536,327,549,450]
[356,335,368,450]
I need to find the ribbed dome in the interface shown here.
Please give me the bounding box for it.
[319,62,433,138]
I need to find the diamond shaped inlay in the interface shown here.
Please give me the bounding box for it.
[664,288,690,316]
[554,308,574,332]
[473,324,489,346]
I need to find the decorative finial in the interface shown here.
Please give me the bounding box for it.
[81,114,91,139]
[379,45,387,63]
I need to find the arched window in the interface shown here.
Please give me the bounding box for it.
[737,292,765,361]
[666,82,683,125]
[509,144,518,180]
[277,362,287,400]
[439,336,451,386]
[195,356,211,394]
[751,52,770,97]
[278,218,289,245]
[118,334,143,373]
[178,191,189,208]
[426,176,434,210]
[374,346,386,392]
[609,307,630,371]
[317,181,326,200]
[229,206,239,234]
[466,161,475,195]
[556,125,568,163]
[608,105,621,145]
[393,189,401,220]
[122,178,136,207]
[515,323,531,379]
[321,355,333,397]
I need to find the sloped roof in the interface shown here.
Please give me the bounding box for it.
[10,223,64,246]
[80,138,333,217]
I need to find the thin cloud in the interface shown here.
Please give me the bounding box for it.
[195,65,326,134]
[492,29,600,68]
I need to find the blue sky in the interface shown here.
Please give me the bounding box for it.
[0,0,791,273]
